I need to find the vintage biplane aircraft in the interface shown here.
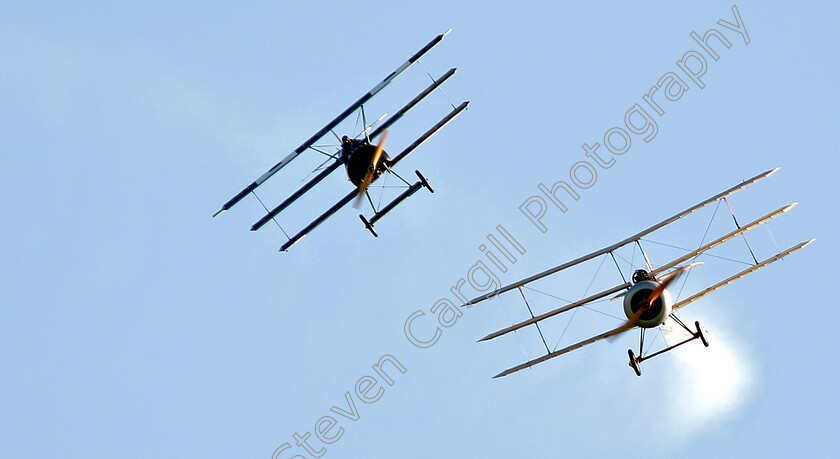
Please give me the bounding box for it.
[213,31,468,251]
[466,168,813,377]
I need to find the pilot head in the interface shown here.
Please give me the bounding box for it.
[632,269,651,284]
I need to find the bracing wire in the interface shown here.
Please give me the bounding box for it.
[252,191,290,240]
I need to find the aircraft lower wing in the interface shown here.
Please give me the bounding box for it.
[478,283,629,342]
[493,321,636,378]
[673,239,814,312]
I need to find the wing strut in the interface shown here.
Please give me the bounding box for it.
[723,197,760,264]
[518,287,551,354]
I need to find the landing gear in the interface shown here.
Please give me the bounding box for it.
[627,315,711,376]
[358,170,433,237]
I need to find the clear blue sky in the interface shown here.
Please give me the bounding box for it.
[2,1,837,457]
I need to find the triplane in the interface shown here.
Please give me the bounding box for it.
[466,168,813,377]
[213,31,468,251]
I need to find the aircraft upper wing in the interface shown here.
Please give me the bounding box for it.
[465,168,780,306]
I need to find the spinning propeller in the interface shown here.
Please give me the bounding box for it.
[353,131,388,209]
[609,263,699,339]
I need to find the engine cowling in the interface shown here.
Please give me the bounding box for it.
[622,280,673,328]
[343,139,391,187]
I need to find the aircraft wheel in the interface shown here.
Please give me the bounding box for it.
[628,349,642,376]
[359,214,378,237]
[695,321,709,347]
